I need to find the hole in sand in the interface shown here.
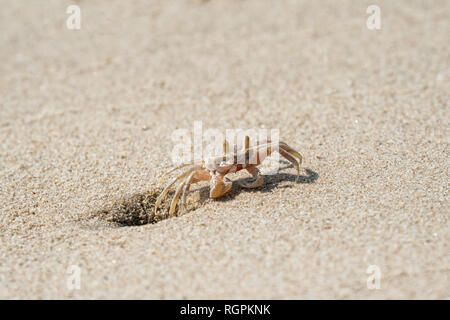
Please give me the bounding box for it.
[95,187,201,227]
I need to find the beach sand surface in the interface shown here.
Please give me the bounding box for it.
[0,0,448,299]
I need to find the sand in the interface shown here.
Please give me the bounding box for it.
[0,0,448,299]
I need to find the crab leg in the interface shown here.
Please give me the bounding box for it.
[253,139,301,159]
[181,170,211,205]
[158,160,203,185]
[181,184,191,206]
[254,140,302,168]
[169,179,188,217]
[239,166,264,188]
[170,170,212,216]
[237,141,302,184]
[180,171,197,206]
[279,148,300,181]
[154,165,203,215]
[279,142,303,165]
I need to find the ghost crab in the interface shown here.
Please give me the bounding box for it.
[155,136,303,216]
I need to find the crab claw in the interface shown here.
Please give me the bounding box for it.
[210,175,232,198]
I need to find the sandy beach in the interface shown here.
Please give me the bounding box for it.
[0,0,448,299]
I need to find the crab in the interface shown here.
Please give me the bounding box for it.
[155,136,303,216]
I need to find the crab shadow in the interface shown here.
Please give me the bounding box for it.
[195,164,318,204]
